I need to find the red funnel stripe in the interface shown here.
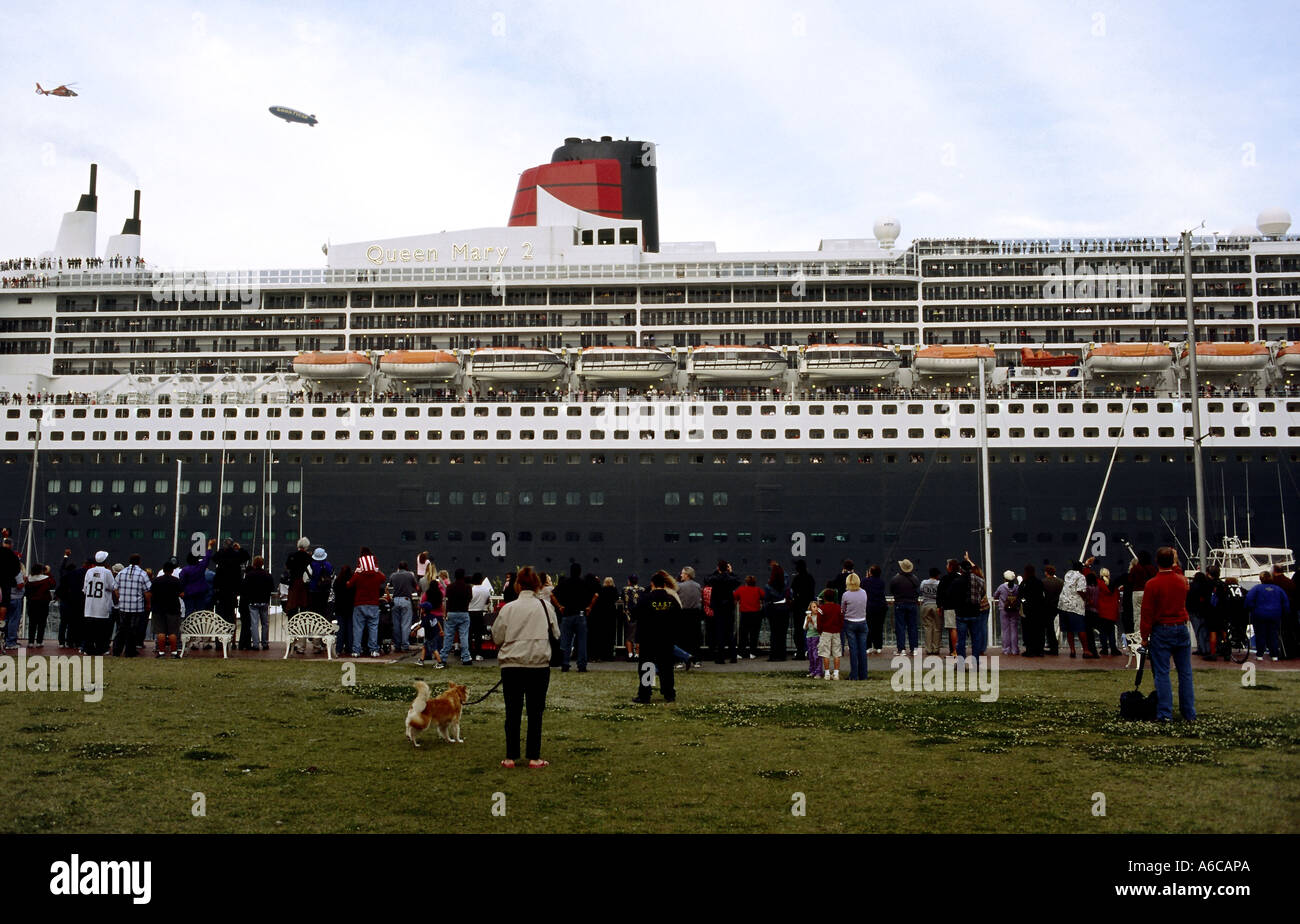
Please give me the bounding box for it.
[509,159,624,225]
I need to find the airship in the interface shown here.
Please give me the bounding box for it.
[269,106,317,126]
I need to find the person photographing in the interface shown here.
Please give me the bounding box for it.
[1139,547,1196,722]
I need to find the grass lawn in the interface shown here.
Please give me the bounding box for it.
[3,658,1298,833]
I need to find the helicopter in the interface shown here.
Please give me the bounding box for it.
[36,82,78,97]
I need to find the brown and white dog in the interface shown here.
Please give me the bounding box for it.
[405,680,468,747]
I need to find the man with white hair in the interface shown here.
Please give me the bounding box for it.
[82,551,117,656]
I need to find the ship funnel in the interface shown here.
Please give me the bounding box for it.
[76,163,98,212]
[105,189,142,261]
[121,190,142,235]
[53,162,99,258]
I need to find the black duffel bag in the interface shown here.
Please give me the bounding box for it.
[1119,644,1159,720]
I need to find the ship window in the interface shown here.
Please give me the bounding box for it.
[1207,402,1223,413]
[567,429,582,439]
[312,408,326,417]
[1033,428,1049,438]
[688,492,705,506]
[1209,427,1225,437]
[664,531,680,543]
[760,429,776,439]
[908,429,923,439]
[856,428,872,439]
[882,429,898,439]
[542,492,557,505]
[1133,427,1149,437]
[428,407,443,417]
[785,429,800,439]
[471,492,486,505]
[687,532,704,543]
[1261,427,1276,437]
[808,406,824,416]
[736,406,753,416]
[1060,507,1077,521]
[881,405,897,415]
[1108,427,1123,438]
[1058,428,1074,438]
[449,430,465,440]
[736,429,753,439]
[935,428,950,439]
[619,228,638,245]
[1084,427,1099,438]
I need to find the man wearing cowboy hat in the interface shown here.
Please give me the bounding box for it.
[889,559,921,656]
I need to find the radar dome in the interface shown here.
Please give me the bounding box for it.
[1257,208,1291,237]
[873,218,901,249]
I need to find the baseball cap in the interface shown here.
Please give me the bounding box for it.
[94,551,108,563]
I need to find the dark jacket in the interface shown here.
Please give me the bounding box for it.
[445,578,473,613]
[864,575,888,614]
[704,570,740,616]
[936,571,961,610]
[212,545,250,590]
[240,567,275,606]
[634,588,680,657]
[889,571,920,603]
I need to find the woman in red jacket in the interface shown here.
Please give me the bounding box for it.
[733,575,765,660]
[1096,567,1121,655]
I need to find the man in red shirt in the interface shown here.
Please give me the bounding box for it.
[347,549,388,657]
[1139,547,1196,722]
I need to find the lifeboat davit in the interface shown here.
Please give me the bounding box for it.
[1019,347,1078,368]
[292,351,373,380]
[1276,343,1300,372]
[686,345,786,382]
[465,347,566,384]
[799,344,901,381]
[378,350,460,380]
[912,345,994,375]
[574,346,675,383]
[1084,343,1172,373]
[1178,342,1269,373]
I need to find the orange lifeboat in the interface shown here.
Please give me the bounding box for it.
[378,350,460,380]
[292,351,373,380]
[1177,342,1269,373]
[1084,343,1172,373]
[1276,343,1300,373]
[1019,347,1078,368]
[913,344,994,375]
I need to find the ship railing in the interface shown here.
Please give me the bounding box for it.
[913,235,1298,257]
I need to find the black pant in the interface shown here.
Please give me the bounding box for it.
[469,611,486,659]
[867,608,887,650]
[112,611,146,656]
[634,652,675,702]
[215,587,239,624]
[501,667,550,761]
[738,611,761,657]
[711,610,736,662]
[27,600,50,644]
[58,602,82,648]
[83,616,113,655]
[679,607,703,658]
[766,603,790,660]
[1021,609,1044,655]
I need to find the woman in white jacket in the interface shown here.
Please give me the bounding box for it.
[491,566,560,768]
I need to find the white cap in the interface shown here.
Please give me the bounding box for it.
[1003,570,1016,582]
[95,551,108,563]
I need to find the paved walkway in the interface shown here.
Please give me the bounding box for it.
[30,640,1294,672]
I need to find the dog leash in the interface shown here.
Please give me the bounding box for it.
[465,677,504,705]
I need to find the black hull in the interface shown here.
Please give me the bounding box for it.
[6,448,1298,582]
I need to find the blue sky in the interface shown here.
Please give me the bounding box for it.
[2,0,1297,266]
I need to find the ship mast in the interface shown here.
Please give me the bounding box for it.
[1182,228,1208,570]
[977,358,993,629]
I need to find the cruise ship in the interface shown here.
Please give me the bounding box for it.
[2,138,1299,582]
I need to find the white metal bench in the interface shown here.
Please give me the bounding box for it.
[283,611,338,660]
[179,610,236,659]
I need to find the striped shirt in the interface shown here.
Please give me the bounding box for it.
[115,564,152,613]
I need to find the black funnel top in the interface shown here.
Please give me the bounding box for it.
[551,137,659,252]
[76,163,98,213]
[121,190,141,235]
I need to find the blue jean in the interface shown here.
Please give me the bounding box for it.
[956,614,987,660]
[391,598,413,651]
[441,611,472,664]
[1253,616,1281,658]
[893,601,919,652]
[1147,621,1196,720]
[4,596,23,647]
[247,603,268,648]
[560,613,587,670]
[351,604,379,655]
[844,620,869,680]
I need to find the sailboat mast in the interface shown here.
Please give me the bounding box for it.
[22,420,41,573]
[172,458,182,557]
[1280,466,1289,554]
[1182,229,1209,570]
